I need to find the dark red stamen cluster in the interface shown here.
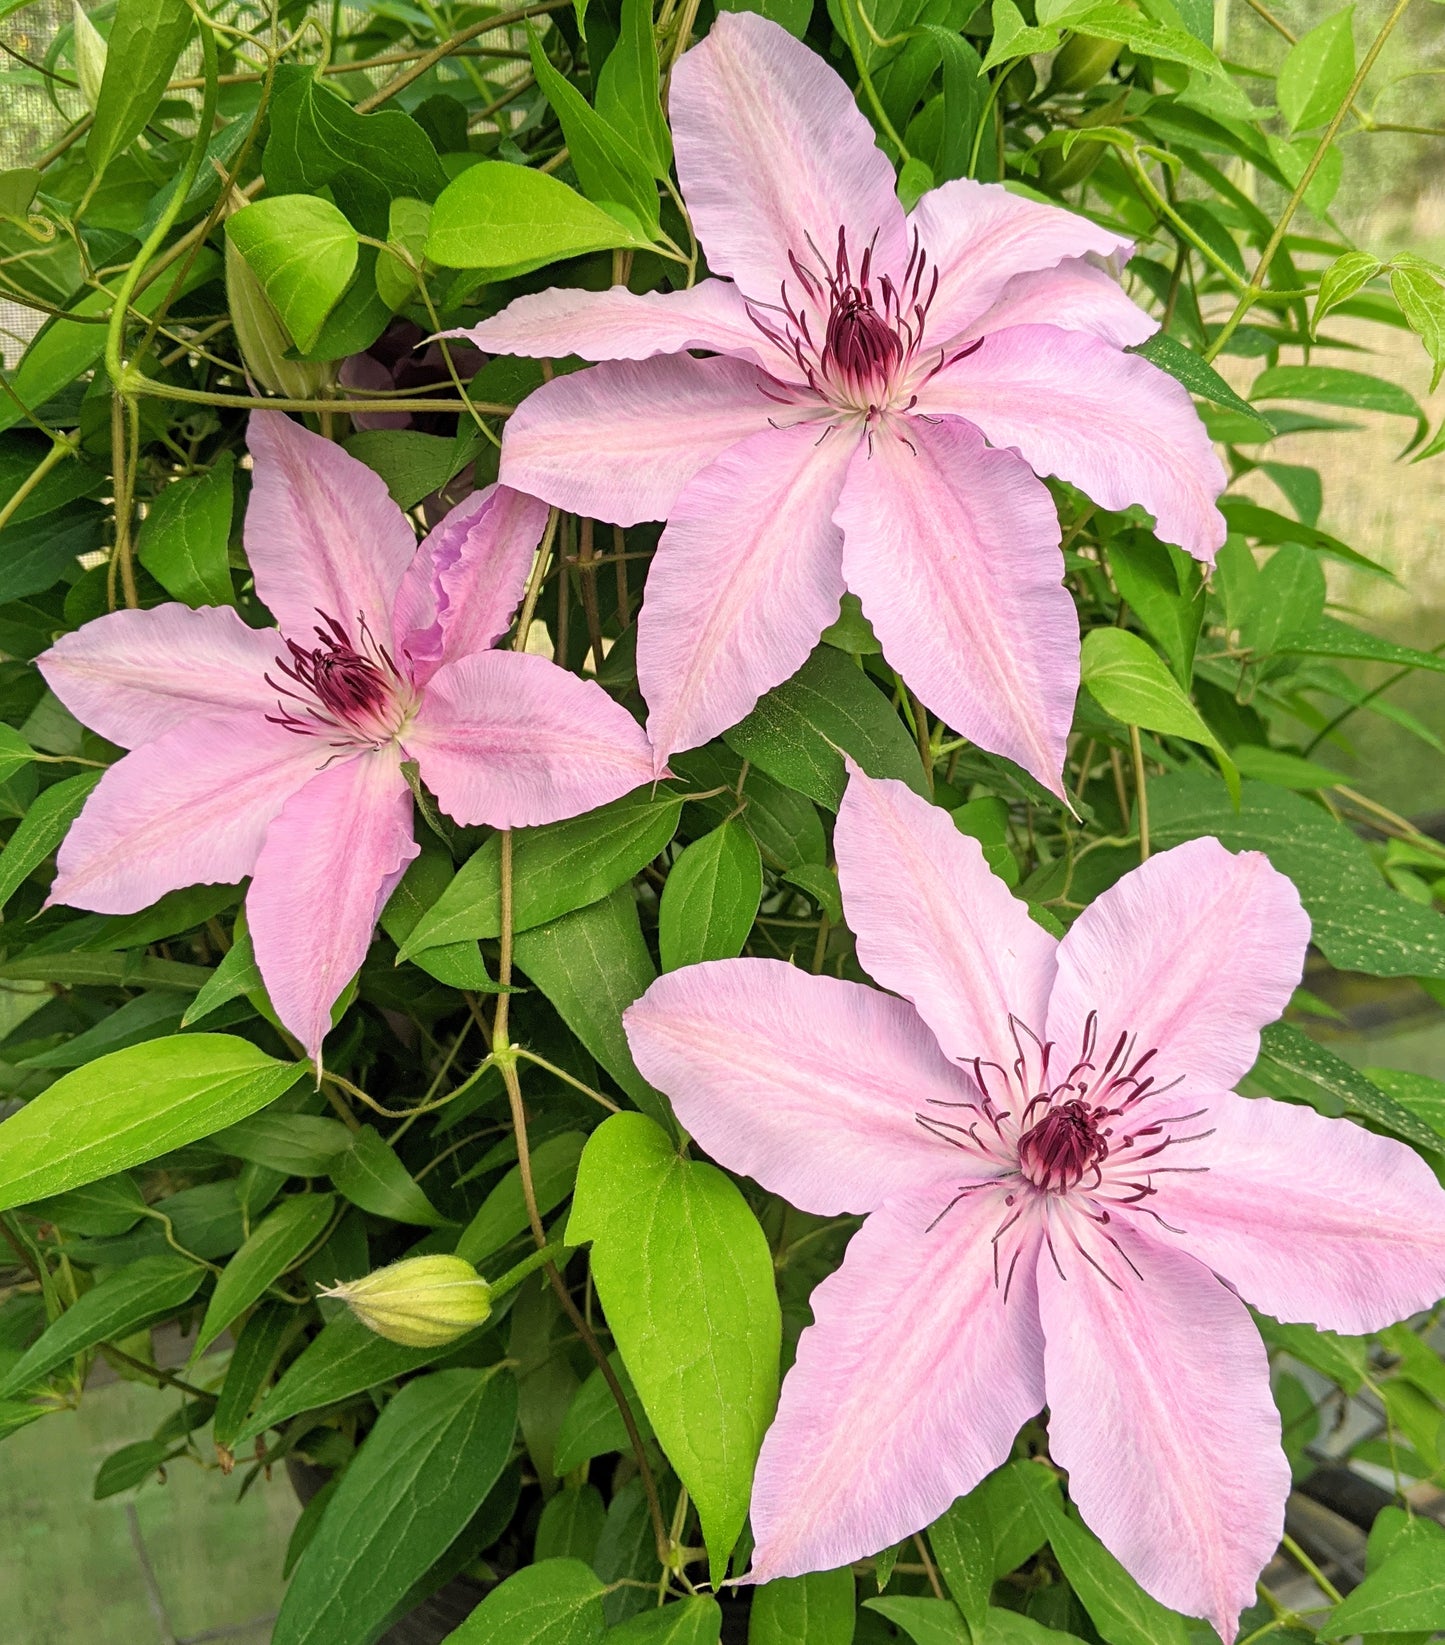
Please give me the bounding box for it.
[267,611,403,749]
[916,1012,1214,1296]
[747,225,977,419]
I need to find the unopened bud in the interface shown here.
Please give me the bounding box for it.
[321,1255,492,1348]
[72,2,108,112]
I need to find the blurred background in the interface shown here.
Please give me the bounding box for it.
[0,0,1442,1639]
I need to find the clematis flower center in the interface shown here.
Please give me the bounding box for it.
[748,227,978,419]
[267,611,416,752]
[917,1012,1214,1294]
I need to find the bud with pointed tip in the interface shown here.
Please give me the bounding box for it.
[321,1255,492,1348]
[72,2,108,112]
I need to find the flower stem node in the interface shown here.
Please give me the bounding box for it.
[322,1255,492,1348]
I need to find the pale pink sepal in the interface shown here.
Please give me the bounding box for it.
[49,715,322,914]
[247,747,419,1061]
[403,649,654,829]
[837,415,1076,797]
[960,258,1158,349]
[1150,1088,1445,1335]
[498,355,777,527]
[908,179,1134,348]
[625,959,987,1216]
[1046,836,1310,1101]
[670,11,908,299]
[244,411,417,636]
[833,767,1056,1085]
[747,1184,1045,1583]
[638,419,855,772]
[917,324,1228,560]
[38,604,280,749]
[1038,1216,1289,1645]
[393,484,549,683]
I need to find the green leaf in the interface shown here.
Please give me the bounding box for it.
[659,821,762,971]
[1277,7,1355,133]
[981,1613,1089,1645]
[85,0,193,178]
[748,1569,856,1644]
[1107,540,1205,686]
[1080,629,1233,783]
[273,1368,517,1645]
[1314,250,1382,334]
[381,846,498,992]
[443,1558,606,1644]
[376,196,431,311]
[1127,333,1272,431]
[426,163,650,277]
[537,1483,607,1565]
[0,1254,204,1395]
[1148,772,1445,979]
[1321,1535,1445,1637]
[1219,497,1392,579]
[237,1310,475,1444]
[528,27,659,229]
[264,65,448,236]
[1066,5,1226,78]
[455,1131,587,1266]
[568,1112,781,1580]
[553,1351,655,1474]
[595,0,672,179]
[94,1439,173,1499]
[863,1598,966,1645]
[331,1126,449,1228]
[1391,262,1445,390]
[1254,1315,1367,1392]
[0,1035,304,1213]
[212,1111,351,1176]
[610,1596,723,1642]
[0,250,220,438]
[213,1302,295,1449]
[1229,746,1341,790]
[226,196,359,354]
[184,924,268,1027]
[1251,364,1426,447]
[344,430,458,511]
[715,0,814,36]
[399,792,681,960]
[0,770,101,913]
[929,1489,992,1635]
[193,1193,335,1357]
[21,990,187,1070]
[1019,1465,1190,1645]
[136,451,235,608]
[983,0,1061,69]
[1240,542,1325,656]
[513,888,672,1129]
[1253,1021,1442,1154]
[1368,1066,1445,1141]
[26,1174,148,1237]
[1278,614,1445,674]
[725,645,928,810]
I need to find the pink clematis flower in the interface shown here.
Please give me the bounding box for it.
[450,13,1227,796]
[40,412,653,1059]
[624,765,1445,1642]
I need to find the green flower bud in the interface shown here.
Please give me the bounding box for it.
[224,226,335,401]
[1047,32,1122,96]
[72,2,108,113]
[322,1255,492,1348]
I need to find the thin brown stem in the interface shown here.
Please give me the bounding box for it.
[355,0,571,112]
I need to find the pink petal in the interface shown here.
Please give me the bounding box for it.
[248,747,418,1060]
[914,325,1227,561]
[748,1184,1045,1582]
[671,12,908,300]
[837,414,1076,797]
[638,419,855,771]
[499,355,778,526]
[38,604,279,749]
[392,484,549,683]
[625,958,994,1216]
[244,411,417,639]
[910,180,1134,347]
[834,766,1056,1094]
[444,279,794,375]
[959,259,1158,349]
[1046,837,1309,1102]
[404,649,654,828]
[1038,1213,1287,1645]
[50,717,323,914]
[1145,1089,1445,1335]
